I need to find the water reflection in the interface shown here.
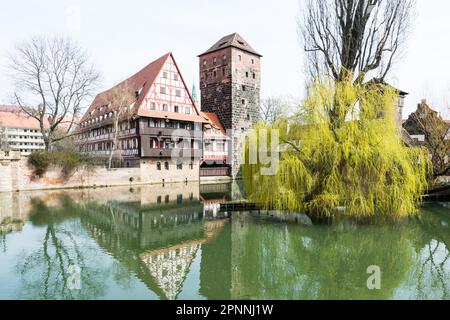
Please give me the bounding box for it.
[0,183,449,300]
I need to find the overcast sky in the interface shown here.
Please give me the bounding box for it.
[0,0,449,118]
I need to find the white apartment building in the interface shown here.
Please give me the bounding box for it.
[0,105,46,156]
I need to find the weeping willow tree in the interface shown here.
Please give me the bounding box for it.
[243,79,430,219]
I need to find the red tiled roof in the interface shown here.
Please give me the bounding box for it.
[81,52,202,125]
[81,53,170,123]
[0,108,48,130]
[201,112,228,139]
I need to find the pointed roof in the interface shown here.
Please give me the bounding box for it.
[200,112,228,139]
[81,52,205,124]
[198,32,262,57]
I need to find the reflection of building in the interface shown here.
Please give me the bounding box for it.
[141,242,200,300]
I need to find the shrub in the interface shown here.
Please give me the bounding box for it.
[28,150,92,179]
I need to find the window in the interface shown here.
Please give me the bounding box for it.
[185,107,190,114]
[156,162,161,170]
[203,60,206,66]
[251,59,254,64]
[242,85,246,91]
[164,161,169,170]
[160,86,166,94]
[253,72,256,79]
[223,54,227,60]
[162,71,168,79]
[246,72,249,78]
[242,99,245,105]
[150,102,156,110]
[174,105,179,113]
[162,104,168,111]
[174,74,178,81]
[213,57,217,64]
[238,55,242,61]
[213,71,216,78]
[176,161,182,170]
[176,89,181,97]
[165,195,169,203]
[247,113,251,121]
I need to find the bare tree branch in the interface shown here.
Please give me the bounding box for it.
[8,36,100,150]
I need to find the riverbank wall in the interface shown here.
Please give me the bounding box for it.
[0,150,205,192]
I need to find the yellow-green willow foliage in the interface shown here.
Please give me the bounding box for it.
[243,79,430,219]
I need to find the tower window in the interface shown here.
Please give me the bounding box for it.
[251,59,254,64]
[246,72,249,78]
[223,54,227,60]
[238,55,242,61]
[203,60,206,66]
[253,73,256,79]
[242,99,245,105]
[213,57,217,64]
[242,85,246,91]
[247,113,251,120]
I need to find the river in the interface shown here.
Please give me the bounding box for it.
[0,182,449,299]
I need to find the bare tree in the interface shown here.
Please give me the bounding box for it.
[299,0,414,84]
[8,36,100,150]
[259,96,295,123]
[404,100,450,177]
[106,82,135,169]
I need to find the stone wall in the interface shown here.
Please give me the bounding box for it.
[0,153,201,192]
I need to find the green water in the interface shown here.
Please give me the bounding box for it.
[0,183,449,300]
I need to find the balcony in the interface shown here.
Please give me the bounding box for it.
[142,147,202,158]
[200,167,230,177]
[140,126,198,138]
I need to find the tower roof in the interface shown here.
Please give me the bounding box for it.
[198,32,262,57]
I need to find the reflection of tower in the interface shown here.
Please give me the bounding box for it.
[230,212,250,299]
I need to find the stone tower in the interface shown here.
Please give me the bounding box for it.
[198,33,261,178]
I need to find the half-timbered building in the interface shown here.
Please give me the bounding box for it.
[76,53,206,183]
